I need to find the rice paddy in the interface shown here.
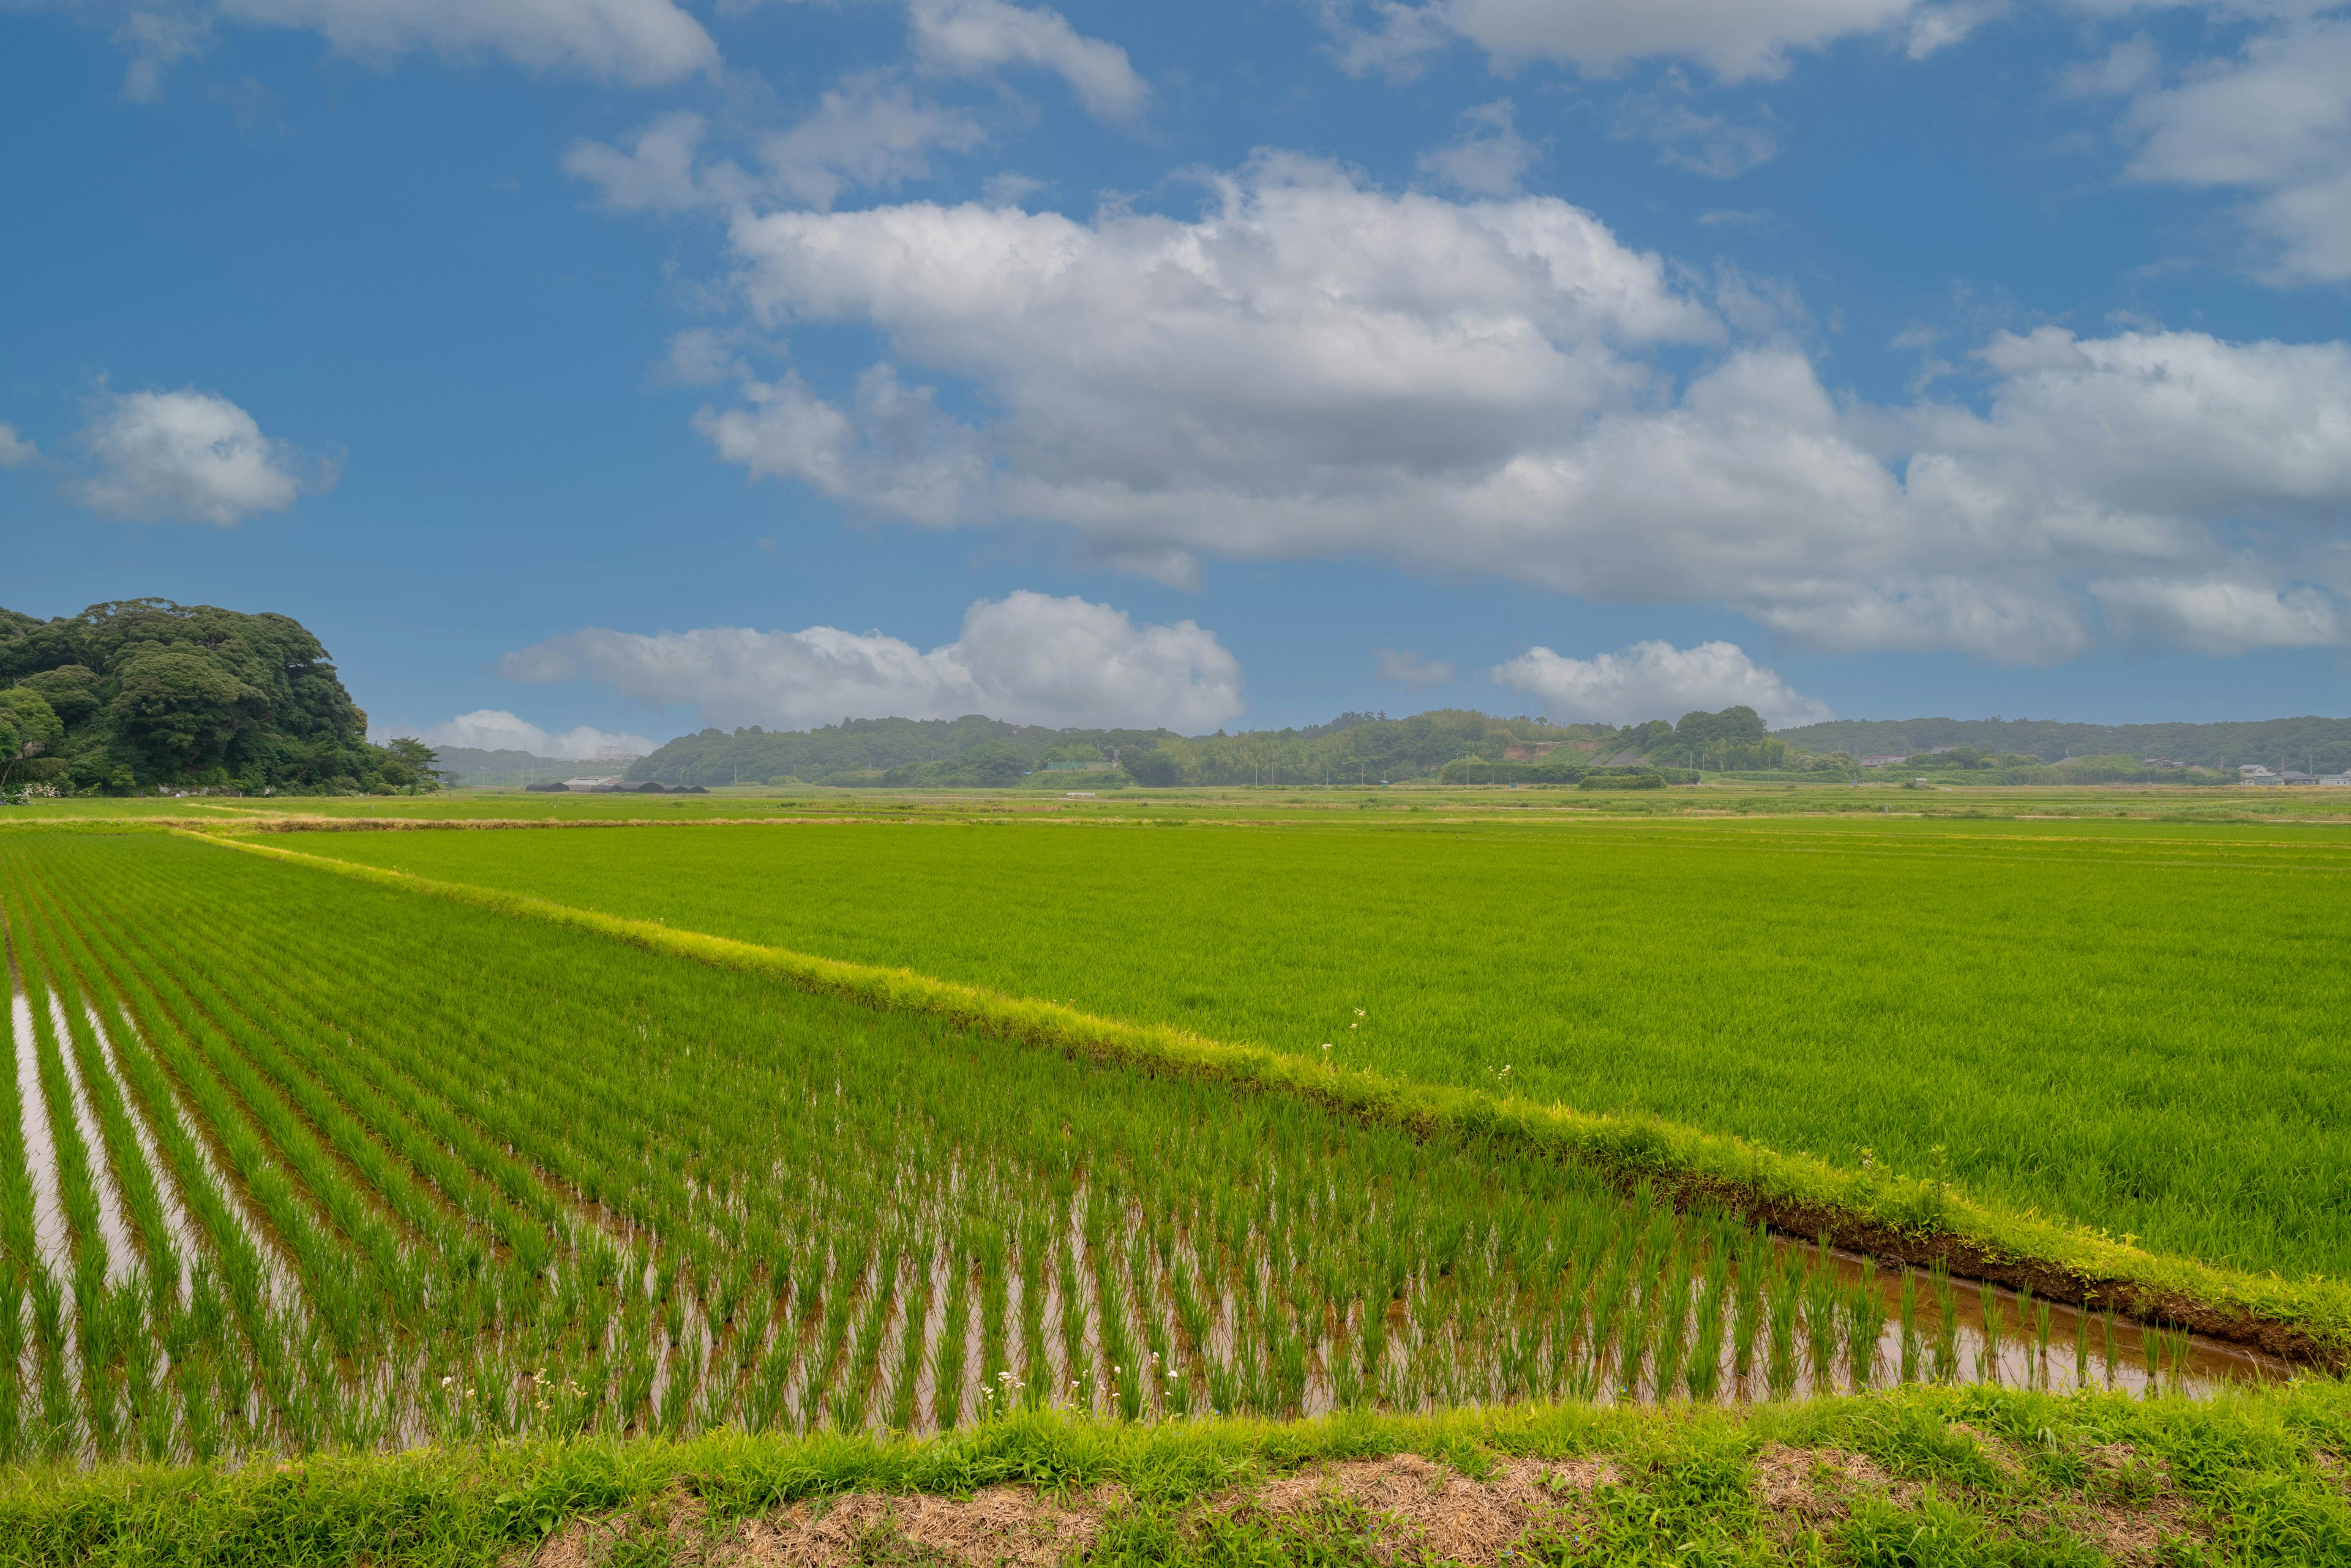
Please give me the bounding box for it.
[290,814,2351,1280]
[0,829,2273,1469]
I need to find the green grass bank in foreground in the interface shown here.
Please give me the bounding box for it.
[284,814,2351,1283]
[9,1384,2351,1566]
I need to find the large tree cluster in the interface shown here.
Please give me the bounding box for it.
[0,599,438,795]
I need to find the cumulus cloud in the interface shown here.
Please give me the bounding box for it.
[681,153,2351,659]
[2094,18,2351,282]
[910,0,1148,121]
[217,0,717,85]
[70,388,329,525]
[1417,99,1539,195]
[499,591,1245,732]
[1375,648,1457,688]
[1322,0,1940,83]
[1493,639,1831,727]
[0,425,36,470]
[381,710,657,760]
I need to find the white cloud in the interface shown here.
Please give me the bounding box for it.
[2102,18,2351,282]
[754,72,989,209]
[678,156,2351,661]
[70,388,328,525]
[499,591,1245,731]
[1493,639,1831,727]
[909,0,1148,121]
[0,425,37,470]
[2091,576,2345,653]
[1610,78,1780,177]
[113,7,212,101]
[1417,99,1539,195]
[217,0,717,85]
[1324,0,1933,83]
[564,77,989,216]
[563,110,710,213]
[1375,648,1457,687]
[381,710,658,760]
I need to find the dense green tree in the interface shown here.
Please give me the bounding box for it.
[0,598,435,793]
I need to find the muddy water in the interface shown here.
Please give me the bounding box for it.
[80,1002,205,1288]
[9,978,71,1277]
[43,994,139,1285]
[95,1002,307,1313]
[1788,1236,2290,1397]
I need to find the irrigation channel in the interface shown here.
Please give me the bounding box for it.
[0,833,2297,1467]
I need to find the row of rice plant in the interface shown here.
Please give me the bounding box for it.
[287,815,2351,1278]
[0,831,2222,1466]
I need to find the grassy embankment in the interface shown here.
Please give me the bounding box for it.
[9,1384,2351,1566]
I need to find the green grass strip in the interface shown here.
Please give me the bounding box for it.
[185,828,2351,1367]
[7,1382,2351,1566]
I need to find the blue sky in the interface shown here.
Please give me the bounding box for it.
[6,0,2350,754]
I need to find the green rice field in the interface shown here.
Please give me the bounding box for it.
[290,814,2351,1281]
[0,827,2266,1470]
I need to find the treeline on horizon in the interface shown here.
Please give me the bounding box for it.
[626,707,1842,789]
[0,601,438,796]
[1778,714,2351,771]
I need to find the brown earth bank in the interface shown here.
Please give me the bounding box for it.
[520,1441,2215,1567]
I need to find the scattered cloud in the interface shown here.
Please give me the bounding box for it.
[500,590,1245,731]
[754,72,989,209]
[1417,99,1539,195]
[1492,639,1831,727]
[2093,18,2351,282]
[682,152,2351,660]
[564,110,711,214]
[113,7,212,101]
[566,76,990,216]
[1322,0,1931,84]
[380,710,657,760]
[1375,648,1457,687]
[0,425,37,470]
[2091,574,2345,655]
[69,388,330,525]
[1611,78,1779,178]
[909,0,1148,121]
[216,0,718,86]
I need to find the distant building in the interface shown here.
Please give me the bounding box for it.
[2240,765,2280,785]
[2283,770,2319,785]
[561,776,623,790]
[1859,754,1907,768]
[2141,757,2181,769]
[2323,775,2351,787]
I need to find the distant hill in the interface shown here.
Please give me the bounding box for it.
[628,706,1834,787]
[1776,715,2351,771]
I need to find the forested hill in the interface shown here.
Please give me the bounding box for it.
[628,715,1190,788]
[0,599,435,794]
[1776,715,2351,771]
[628,706,1831,787]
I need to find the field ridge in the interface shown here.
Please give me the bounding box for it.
[186,828,2351,1368]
